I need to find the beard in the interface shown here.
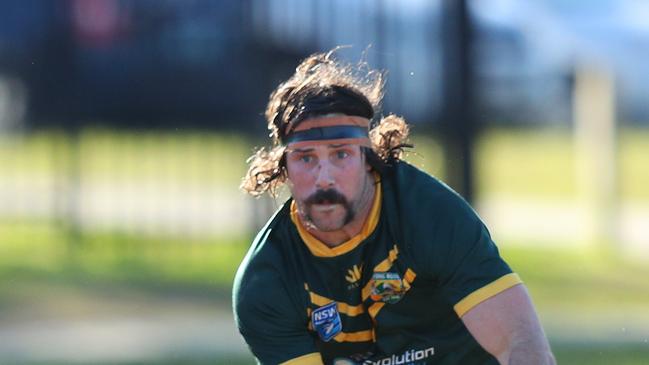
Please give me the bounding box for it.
[302,189,355,231]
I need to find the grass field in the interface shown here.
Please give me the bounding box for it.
[2,127,648,198]
[2,225,648,364]
[474,127,649,201]
[1,127,648,364]
[17,344,649,365]
[2,225,649,310]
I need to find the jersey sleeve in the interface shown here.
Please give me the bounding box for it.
[436,215,521,317]
[409,184,522,318]
[233,253,322,364]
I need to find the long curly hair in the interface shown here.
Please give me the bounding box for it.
[241,49,411,197]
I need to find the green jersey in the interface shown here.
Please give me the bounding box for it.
[233,161,521,364]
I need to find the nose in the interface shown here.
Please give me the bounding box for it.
[315,161,335,189]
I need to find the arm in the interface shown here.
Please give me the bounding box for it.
[460,284,556,365]
[235,282,325,365]
[234,256,324,364]
[400,172,553,363]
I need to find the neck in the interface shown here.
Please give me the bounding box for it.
[307,172,376,248]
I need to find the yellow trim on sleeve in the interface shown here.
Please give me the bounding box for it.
[454,273,523,317]
[280,352,323,365]
[290,176,382,257]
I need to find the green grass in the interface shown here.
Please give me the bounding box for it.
[1,126,648,305]
[0,130,65,176]
[16,344,649,365]
[619,129,649,201]
[552,343,649,365]
[475,127,649,200]
[1,224,649,364]
[476,128,578,198]
[20,358,255,365]
[389,127,649,201]
[2,219,649,312]
[2,127,648,199]
[0,129,251,190]
[78,129,250,185]
[501,243,649,311]
[1,128,649,363]
[0,221,250,294]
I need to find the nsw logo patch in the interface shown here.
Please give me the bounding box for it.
[312,302,342,342]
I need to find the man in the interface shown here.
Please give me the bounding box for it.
[233,50,556,365]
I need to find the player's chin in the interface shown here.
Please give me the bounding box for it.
[313,221,346,232]
[309,212,347,232]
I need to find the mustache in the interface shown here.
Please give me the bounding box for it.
[304,189,349,206]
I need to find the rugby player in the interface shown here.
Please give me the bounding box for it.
[233,50,556,365]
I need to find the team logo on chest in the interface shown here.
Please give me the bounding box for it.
[370,272,407,304]
[312,302,342,342]
[345,264,363,289]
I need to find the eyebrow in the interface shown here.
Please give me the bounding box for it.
[291,144,351,153]
[291,148,315,153]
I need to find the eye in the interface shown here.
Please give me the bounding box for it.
[300,155,313,163]
[336,150,349,159]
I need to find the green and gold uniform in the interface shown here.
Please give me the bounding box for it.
[233,161,522,365]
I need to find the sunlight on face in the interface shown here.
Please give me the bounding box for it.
[286,144,370,232]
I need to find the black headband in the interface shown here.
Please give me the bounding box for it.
[280,86,374,143]
[284,125,368,145]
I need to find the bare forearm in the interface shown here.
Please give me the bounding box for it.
[504,338,556,365]
[461,284,556,365]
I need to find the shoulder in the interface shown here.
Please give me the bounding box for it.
[233,201,304,324]
[381,162,488,275]
[233,200,293,299]
[234,203,290,301]
[385,161,480,229]
[232,202,319,363]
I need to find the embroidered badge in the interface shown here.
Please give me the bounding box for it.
[312,302,342,342]
[370,272,407,304]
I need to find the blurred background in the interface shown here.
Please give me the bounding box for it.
[0,0,648,364]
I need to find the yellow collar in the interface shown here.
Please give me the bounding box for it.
[290,177,382,258]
